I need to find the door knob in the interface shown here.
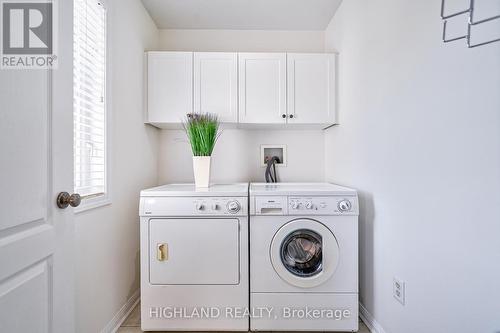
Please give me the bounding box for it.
[56,192,81,209]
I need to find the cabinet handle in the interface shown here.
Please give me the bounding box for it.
[157,243,168,261]
[282,114,286,118]
[289,114,294,119]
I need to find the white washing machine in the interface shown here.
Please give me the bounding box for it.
[249,183,359,332]
[139,183,249,331]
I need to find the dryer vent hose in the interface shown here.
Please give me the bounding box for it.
[265,156,280,183]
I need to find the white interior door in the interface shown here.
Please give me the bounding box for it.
[238,53,286,124]
[0,1,75,332]
[194,52,238,122]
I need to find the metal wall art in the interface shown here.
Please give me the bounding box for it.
[441,0,500,48]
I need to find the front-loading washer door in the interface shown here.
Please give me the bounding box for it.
[270,219,339,288]
[149,218,240,285]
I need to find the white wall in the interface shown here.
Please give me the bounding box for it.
[159,29,325,52]
[158,129,325,183]
[74,1,159,332]
[324,1,500,332]
[157,29,327,184]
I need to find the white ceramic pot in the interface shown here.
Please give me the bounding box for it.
[192,156,211,188]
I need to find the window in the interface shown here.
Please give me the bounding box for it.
[73,0,108,205]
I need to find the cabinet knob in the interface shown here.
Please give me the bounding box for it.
[282,114,286,118]
[289,114,294,118]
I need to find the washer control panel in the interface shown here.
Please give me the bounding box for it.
[251,196,358,215]
[288,196,358,215]
[255,196,287,215]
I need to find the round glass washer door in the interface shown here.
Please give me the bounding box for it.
[270,219,339,288]
[281,229,323,277]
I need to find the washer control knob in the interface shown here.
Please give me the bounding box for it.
[196,203,205,211]
[211,203,219,210]
[227,201,241,214]
[291,202,299,209]
[338,200,352,212]
[305,201,313,209]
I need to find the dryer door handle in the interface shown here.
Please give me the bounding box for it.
[157,243,168,261]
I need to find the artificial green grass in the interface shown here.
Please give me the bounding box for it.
[182,113,221,156]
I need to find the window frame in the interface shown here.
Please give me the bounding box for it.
[74,0,112,213]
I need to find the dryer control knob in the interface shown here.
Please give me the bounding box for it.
[305,202,313,209]
[227,201,241,213]
[211,203,219,210]
[291,202,299,209]
[338,200,352,212]
[196,203,205,211]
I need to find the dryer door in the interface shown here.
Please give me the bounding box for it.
[149,218,240,285]
[270,219,339,288]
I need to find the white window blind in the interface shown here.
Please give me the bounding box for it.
[73,0,107,198]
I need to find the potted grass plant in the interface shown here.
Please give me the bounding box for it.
[183,113,221,188]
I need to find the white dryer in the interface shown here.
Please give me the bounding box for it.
[249,183,359,332]
[139,183,249,331]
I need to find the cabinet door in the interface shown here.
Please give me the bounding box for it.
[238,53,286,124]
[147,52,193,123]
[194,52,237,122]
[287,53,336,125]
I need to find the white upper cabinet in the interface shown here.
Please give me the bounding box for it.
[147,52,193,124]
[145,51,337,129]
[287,53,336,125]
[238,53,287,124]
[194,52,238,123]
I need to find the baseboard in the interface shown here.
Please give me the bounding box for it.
[100,289,140,333]
[359,302,386,333]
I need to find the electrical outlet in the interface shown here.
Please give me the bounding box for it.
[393,277,405,305]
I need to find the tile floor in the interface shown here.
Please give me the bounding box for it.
[118,303,371,333]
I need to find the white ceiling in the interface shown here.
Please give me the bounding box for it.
[141,0,343,31]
